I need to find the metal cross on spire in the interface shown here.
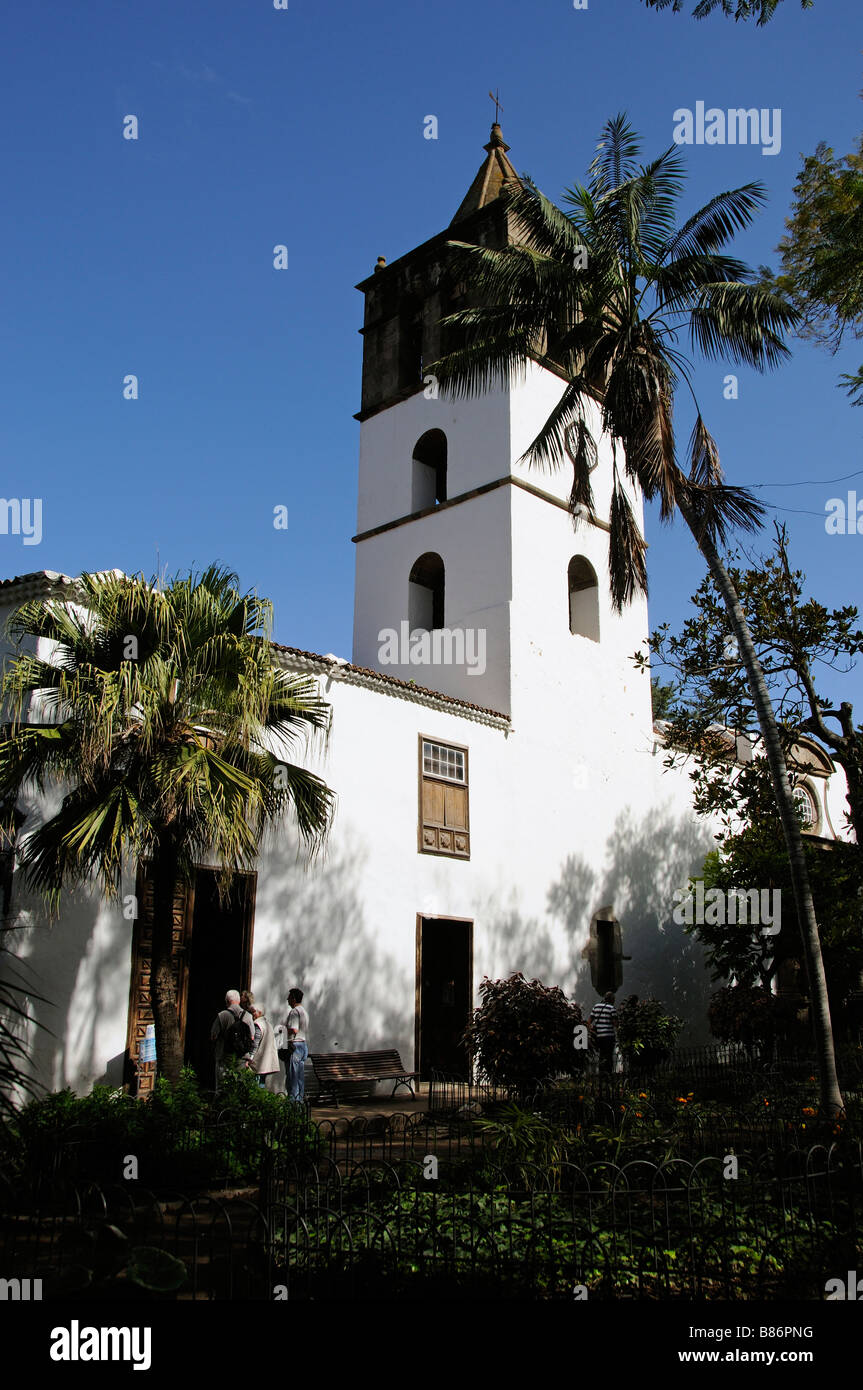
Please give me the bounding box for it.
[488,89,503,123]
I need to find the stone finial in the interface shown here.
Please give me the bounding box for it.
[486,122,508,151]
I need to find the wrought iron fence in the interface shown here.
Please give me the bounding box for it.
[3,1045,862,1299]
[429,1044,863,1119]
[0,1180,273,1300]
[271,1144,863,1299]
[2,1142,860,1300]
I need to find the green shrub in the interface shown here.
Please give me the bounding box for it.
[708,984,805,1047]
[615,995,683,1063]
[464,973,584,1091]
[8,1066,318,1191]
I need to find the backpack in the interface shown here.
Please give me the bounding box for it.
[225,1009,251,1058]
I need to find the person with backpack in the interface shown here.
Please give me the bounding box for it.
[210,989,254,1090]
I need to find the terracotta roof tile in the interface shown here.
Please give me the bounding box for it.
[272,642,509,721]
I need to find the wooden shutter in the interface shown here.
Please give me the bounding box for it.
[419,738,470,858]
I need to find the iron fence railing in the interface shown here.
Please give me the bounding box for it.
[428,1045,863,1116]
[2,1143,860,1300]
[3,1045,863,1299]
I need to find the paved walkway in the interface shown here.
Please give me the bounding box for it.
[308,1081,432,1125]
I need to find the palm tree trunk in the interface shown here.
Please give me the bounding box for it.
[150,834,185,1088]
[676,496,844,1115]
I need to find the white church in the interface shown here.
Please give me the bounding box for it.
[1,125,852,1098]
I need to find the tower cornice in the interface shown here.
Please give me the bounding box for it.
[351,474,614,544]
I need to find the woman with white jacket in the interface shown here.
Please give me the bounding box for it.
[247,1003,281,1092]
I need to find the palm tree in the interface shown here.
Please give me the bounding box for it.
[431,115,844,1113]
[0,566,334,1087]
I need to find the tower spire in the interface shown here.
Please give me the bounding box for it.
[450,116,522,225]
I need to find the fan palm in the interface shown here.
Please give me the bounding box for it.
[0,566,334,1087]
[431,115,843,1113]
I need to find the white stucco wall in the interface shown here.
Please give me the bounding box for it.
[242,662,719,1067]
[2,603,856,1098]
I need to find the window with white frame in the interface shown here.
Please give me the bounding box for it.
[793,782,819,832]
[422,740,465,784]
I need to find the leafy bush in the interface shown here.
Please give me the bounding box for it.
[464,974,584,1091]
[615,996,683,1063]
[8,1066,318,1192]
[0,938,45,1136]
[474,1103,572,1184]
[708,985,805,1047]
[273,1173,861,1301]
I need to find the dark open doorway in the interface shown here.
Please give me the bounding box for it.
[416,915,472,1080]
[183,869,256,1084]
[126,865,255,1095]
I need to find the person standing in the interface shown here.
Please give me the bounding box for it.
[589,991,617,1075]
[285,988,309,1103]
[248,1002,281,1091]
[210,989,254,1090]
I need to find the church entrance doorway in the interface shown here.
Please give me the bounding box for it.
[416,915,472,1080]
[183,869,256,1085]
[125,865,256,1096]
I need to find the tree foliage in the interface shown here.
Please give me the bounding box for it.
[643,532,863,1042]
[614,995,683,1061]
[0,566,335,1087]
[639,524,863,850]
[765,132,863,404]
[641,0,813,21]
[651,676,677,721]
[686,799,863,1004]
[708,984,806,1047]
[0,566,335,896]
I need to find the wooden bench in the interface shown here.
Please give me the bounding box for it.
[309,1050,419,1104]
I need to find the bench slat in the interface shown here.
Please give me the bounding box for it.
[309,1049,418,1101]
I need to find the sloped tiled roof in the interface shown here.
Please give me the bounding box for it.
[272,642,509,726]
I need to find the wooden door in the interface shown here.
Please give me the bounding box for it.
[416,916,473,1080]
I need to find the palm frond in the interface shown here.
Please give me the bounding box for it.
[608,479,649,611]
[682,479,767,547]
[661,184,767,262]
[689,282,799,366]
[689,415,723,487]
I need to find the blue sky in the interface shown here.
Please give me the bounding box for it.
[2,0,861,709]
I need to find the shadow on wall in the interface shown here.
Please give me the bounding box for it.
[479,896,557,986]
[250,827,411,1059]
[547,804,716,1043]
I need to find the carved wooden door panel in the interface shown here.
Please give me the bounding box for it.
[125,867,193,1098]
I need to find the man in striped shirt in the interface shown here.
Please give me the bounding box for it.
[589,992,617,1073]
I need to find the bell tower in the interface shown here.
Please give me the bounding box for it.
[351,125,653,746]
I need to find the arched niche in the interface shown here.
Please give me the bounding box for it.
[409,552,445,631]
[568,556,599,642]
[412,430,448,511]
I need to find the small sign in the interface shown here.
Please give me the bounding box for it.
[139,1025,156,1063]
